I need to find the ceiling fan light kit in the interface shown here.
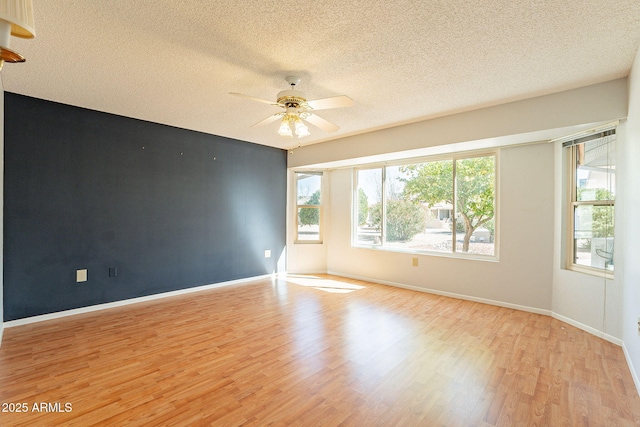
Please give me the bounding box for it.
[230,76,353,140]
[0,0,35,70]
[294,117,310,138]
[278,116,293,137]
[278,109,311,139]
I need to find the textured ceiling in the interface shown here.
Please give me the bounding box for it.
[2,1,640,150]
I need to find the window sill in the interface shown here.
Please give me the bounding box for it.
[566,264,613,280]
[351,244,499,262]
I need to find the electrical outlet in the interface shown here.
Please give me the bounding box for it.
[264,250,271,258]
[76,269,87,282]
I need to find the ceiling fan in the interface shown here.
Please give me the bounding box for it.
[230,76,353,138]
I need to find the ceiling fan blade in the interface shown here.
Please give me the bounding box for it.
[304,113,340,133]
[251,113,283,128]
[306,95,353,111]
[229,92,280,107]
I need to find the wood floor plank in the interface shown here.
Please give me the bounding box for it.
[1,274,639,426]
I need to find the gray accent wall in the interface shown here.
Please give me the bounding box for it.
[4,93,286,321]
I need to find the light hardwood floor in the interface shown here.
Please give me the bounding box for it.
[1,275,639,426]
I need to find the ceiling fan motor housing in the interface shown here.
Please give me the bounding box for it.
[276,89,308,108]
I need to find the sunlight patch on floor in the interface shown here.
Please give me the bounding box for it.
[285,275,366,293]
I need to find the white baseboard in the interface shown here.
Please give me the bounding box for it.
[551,312,622,346]
[5,270,637,397]
[623,342,640,396]
[328,270,552,316]
[328,271,639,394]
[4,274,273,328]
[331,271,627,343]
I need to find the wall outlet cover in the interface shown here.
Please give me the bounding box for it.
[76,269,88,282]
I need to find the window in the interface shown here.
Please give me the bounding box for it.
[295,171,323,243]
[565,128,615,275]
[354,153,496,257]
[355,167,382,245]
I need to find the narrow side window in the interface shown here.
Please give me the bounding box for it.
[565,128,615,276]
[355,168,383,246]
[295,171,323,243]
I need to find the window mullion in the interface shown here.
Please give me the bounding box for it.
[451,159,457,253]
[381,166,387,245]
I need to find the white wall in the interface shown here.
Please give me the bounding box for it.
[620,46,640,388]
[286,171,328,274]
[288,79,629,320]
[551,139,620,341]
[286,76,640,396]
[322,143,554,312]
[289,79,628,169]
[550,50,640,391]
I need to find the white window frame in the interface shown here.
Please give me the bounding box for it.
[352,166,384,247]
[352,150,498,260]
[562,126,616,278]
[294,171,323,244]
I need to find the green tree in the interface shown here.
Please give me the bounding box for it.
[592,206,614,238]
[401,157,495,252]
[358,188,369,226]
[299,190,320,226]
[370,199,426,242]
[577,188,614,239]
